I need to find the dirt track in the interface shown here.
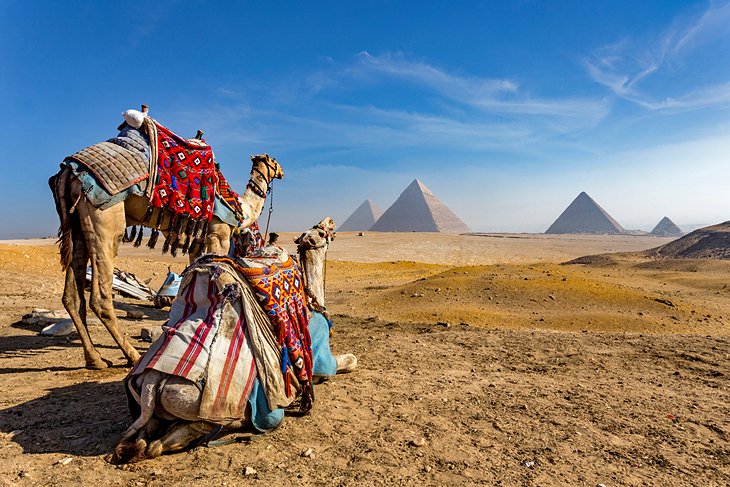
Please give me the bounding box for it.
[1,233,729,485]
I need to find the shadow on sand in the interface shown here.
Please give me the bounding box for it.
[0,380,129,456]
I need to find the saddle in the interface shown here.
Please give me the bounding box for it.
[64,112,246,255]
[65,128,150,195]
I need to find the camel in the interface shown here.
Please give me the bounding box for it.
[108,218,356,464]
[49,113,284,369]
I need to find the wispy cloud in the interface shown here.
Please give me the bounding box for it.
[354,51,607,119]
[585,1,730,110]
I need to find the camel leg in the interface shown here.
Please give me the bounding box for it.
[61,231,109,369]
[202,218,232,257]
[78,199,141,365]
[145,421,215,458]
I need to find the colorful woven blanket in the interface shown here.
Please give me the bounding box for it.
[214,256,314,411]
[137,121,244,255]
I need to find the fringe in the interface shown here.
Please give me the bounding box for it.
[140,207,154,226]
[128,225,138,243]
[133,226,144,247]
[148,229,160,249]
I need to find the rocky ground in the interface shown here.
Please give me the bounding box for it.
[1,233,729,486]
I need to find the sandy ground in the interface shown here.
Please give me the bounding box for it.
[1,232,729,486]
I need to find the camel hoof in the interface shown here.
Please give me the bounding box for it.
[108,438,147,464]
[335,354,357,374]
[87,358,111,370]
[146,440,163,459]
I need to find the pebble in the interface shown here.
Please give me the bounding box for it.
[523,460,535,468]
[243,466,257,476]
[423,465,432,473]
[410,437,426,447]
[596,484,607,487]
[127,310,144,320]
[58,457,73,466]
[301,448,314,457]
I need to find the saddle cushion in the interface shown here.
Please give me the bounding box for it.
[65,140,149,195]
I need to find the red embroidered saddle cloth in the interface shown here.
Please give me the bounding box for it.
[139,121,245,254]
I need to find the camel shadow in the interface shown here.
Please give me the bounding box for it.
[0,380,129,456]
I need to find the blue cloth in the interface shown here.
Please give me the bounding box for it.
[248,311,337,432]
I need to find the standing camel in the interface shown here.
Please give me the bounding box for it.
[50,123,284,369]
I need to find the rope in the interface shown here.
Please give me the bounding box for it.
[263,181,274,244]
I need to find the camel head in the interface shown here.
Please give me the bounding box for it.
[250,154,285,182]
[295,217,337,249]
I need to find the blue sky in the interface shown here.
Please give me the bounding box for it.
[1,0,729,237]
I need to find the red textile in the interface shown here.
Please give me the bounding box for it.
[150,122,217,221]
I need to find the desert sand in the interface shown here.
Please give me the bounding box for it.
[1,232,729,485]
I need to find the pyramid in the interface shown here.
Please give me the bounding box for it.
[650,216,684,237]
[370,179,471,233]
[339,199,383,231]
[545,192,625,234]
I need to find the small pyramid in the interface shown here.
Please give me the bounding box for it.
[339,199,384,231]
[370,179,471,233]
[545,192,625,234]
[651,216,684,237]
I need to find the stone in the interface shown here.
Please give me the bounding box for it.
[410,438,426,447]
[243,466,257,476]
[126,309,144,320]
[40,320,75,337]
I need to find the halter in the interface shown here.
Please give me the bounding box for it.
[246,156,280,199]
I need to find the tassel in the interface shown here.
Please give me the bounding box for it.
[181,234,192,255]
[133,226,144,247]
[122,227,130,243]
[140,207,154,225]
[299,382,314,414]
[154,209,165,230]
[170,235,181,257]
[128,225,138,243]
[148,229,160,249]
[161,232,172,254]
[180,218,196,255]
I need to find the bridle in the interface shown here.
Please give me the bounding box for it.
[246,156,280,199]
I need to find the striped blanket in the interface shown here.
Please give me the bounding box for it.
[129,260,292,421]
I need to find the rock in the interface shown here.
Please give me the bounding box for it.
[423,465,432,473]
[548,294,556,300]
[58,457,73,466]
[436,322,450,328]
[243,466,257,476]
[410,437,426,447]
[596,484,607,487]
[126,309,144,320]
[40,320,75,337]
[301,448,314,457]
[523,460,535,468]
[23,309,70,325]
[140,327,163,342]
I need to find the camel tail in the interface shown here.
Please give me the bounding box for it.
[48,167,75,270]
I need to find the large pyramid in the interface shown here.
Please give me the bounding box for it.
[339,199,383,231]
[370,179,471,233]
[650,216,684,237]
[545,192,625,234]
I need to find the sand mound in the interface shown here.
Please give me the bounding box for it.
[647,221,730,260]
[562,254,618,266]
